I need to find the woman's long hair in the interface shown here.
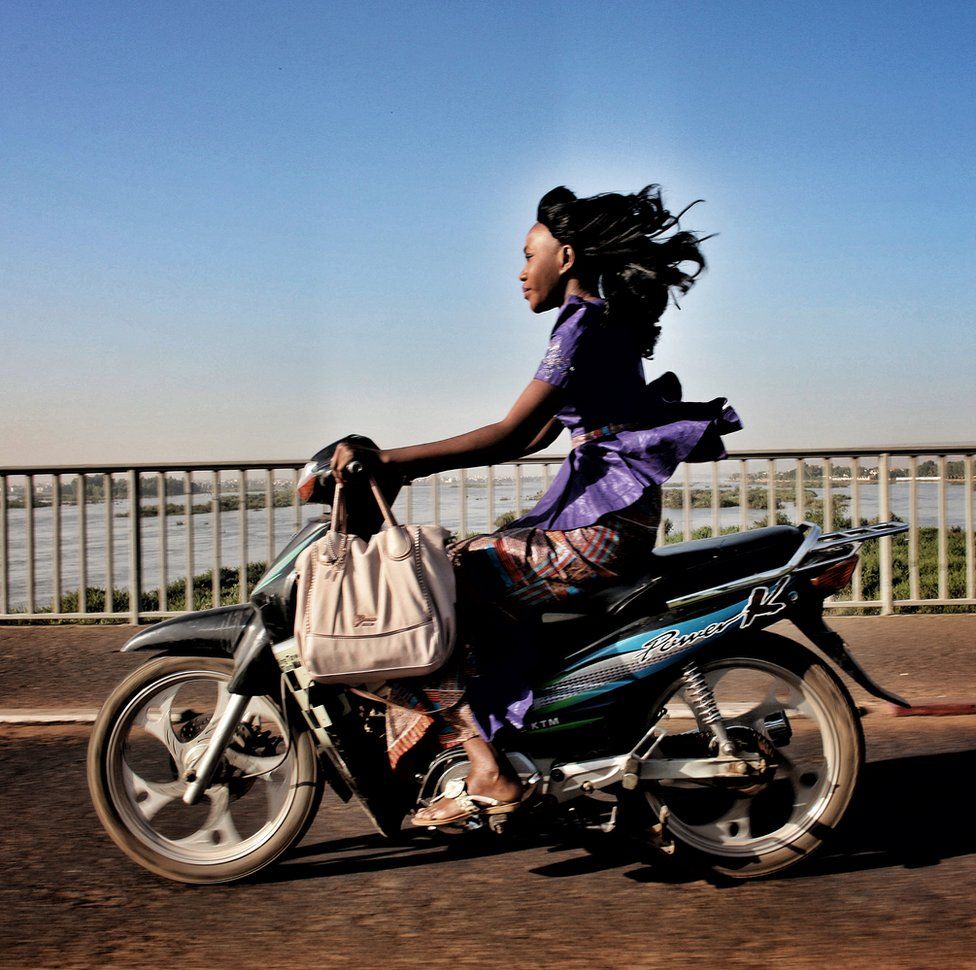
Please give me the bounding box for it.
[536,184,708,359]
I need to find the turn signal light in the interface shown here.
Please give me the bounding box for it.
[296,462,319,503]
[809,556,858,594]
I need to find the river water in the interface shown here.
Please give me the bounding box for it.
[2,478,973,610]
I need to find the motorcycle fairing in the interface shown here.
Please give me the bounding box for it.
[251,519,331,597]
[524,577,793,727]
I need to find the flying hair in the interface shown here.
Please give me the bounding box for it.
[536,184,710,359]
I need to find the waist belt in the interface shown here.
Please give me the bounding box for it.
[571,423,639,448]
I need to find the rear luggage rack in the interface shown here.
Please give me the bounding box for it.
[815,521,908,550]
[795,520,909,574]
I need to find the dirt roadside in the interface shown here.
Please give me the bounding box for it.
[1,614,974,711]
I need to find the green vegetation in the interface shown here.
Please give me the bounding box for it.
[493,510,520,530]
[26,562,270,622]
[127,491,296,518]
[660,505,972,614]
[660,485,826,510]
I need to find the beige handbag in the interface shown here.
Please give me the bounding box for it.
[293,475,456,684]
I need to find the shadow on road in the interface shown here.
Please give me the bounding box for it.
[790,748,976,879]
[265,748,976,886]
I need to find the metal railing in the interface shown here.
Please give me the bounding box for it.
[1,444,974,622]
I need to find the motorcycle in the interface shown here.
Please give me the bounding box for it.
[88,437,910,884]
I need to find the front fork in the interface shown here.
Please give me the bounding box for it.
[182,693,252,805]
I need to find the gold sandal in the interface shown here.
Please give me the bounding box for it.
[411,777,524,828]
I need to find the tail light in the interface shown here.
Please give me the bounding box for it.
[809,555,858,594]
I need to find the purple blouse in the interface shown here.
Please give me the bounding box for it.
[509,295,742,532]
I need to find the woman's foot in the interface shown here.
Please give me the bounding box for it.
[412,769,524,826]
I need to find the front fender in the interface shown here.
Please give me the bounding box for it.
[121,604,253,656]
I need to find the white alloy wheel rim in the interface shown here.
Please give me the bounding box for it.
[645,657,844,858]
[105,667,300,866]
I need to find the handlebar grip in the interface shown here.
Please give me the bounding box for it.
[318,459,366,487]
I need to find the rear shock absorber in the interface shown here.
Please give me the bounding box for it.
[682,661,736,755]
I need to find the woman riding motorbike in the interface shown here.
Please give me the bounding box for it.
[330,184,741,826]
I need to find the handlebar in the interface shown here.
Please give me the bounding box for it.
[318,459,365,486]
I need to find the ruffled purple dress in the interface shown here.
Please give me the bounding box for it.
[510,295,742,531]
[382,297,743,764]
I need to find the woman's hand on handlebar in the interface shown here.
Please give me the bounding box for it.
[330,441,384,485]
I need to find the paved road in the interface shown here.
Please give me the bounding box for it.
[1,616,975,968]
[2,717,975,969]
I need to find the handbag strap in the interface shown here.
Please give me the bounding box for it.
[368,474,400,529]
[331,481,348,533]
[323,482,350,564]
[329,472,399,540]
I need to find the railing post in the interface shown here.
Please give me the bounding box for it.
[292,467,301,533]
[823,457,833,531]
[681,463,692,540]
[128,469,142,623]
[77,474,87,614]
[0,474,7,615]
[796,459,805,522]
[212,471,221,608]
[711,462,720,538]
[879,453,893,615]
[52,475,61,615]
[937,455,948,601]
[158,471,168,612]
[238,468,248,603]
[26,474,35,615]
[266,469,275,565]
[185,470,194,611]
[966,455,975,602]
[908,455,920,601]
[851,457,862,601]
[487,466,495,532]
[739,459,748,532]
[104,473,114,614]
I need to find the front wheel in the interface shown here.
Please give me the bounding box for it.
[642,632,864,879]
[88,655,323,884]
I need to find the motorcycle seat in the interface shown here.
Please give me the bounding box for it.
[539,525,806,623]
[650,524,805,578]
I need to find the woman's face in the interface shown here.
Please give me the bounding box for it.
[519,223,572,313]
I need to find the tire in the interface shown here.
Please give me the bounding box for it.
[641,632,864,880]
[88,655,323,885]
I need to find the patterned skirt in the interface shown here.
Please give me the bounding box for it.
[377,486,663,768]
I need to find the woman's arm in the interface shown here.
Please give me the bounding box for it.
[331,379,563,482]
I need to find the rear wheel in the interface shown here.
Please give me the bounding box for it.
[88,655,322,884]
[642,632,863,879]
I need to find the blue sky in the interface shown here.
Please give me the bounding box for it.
[1,0,973,464]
